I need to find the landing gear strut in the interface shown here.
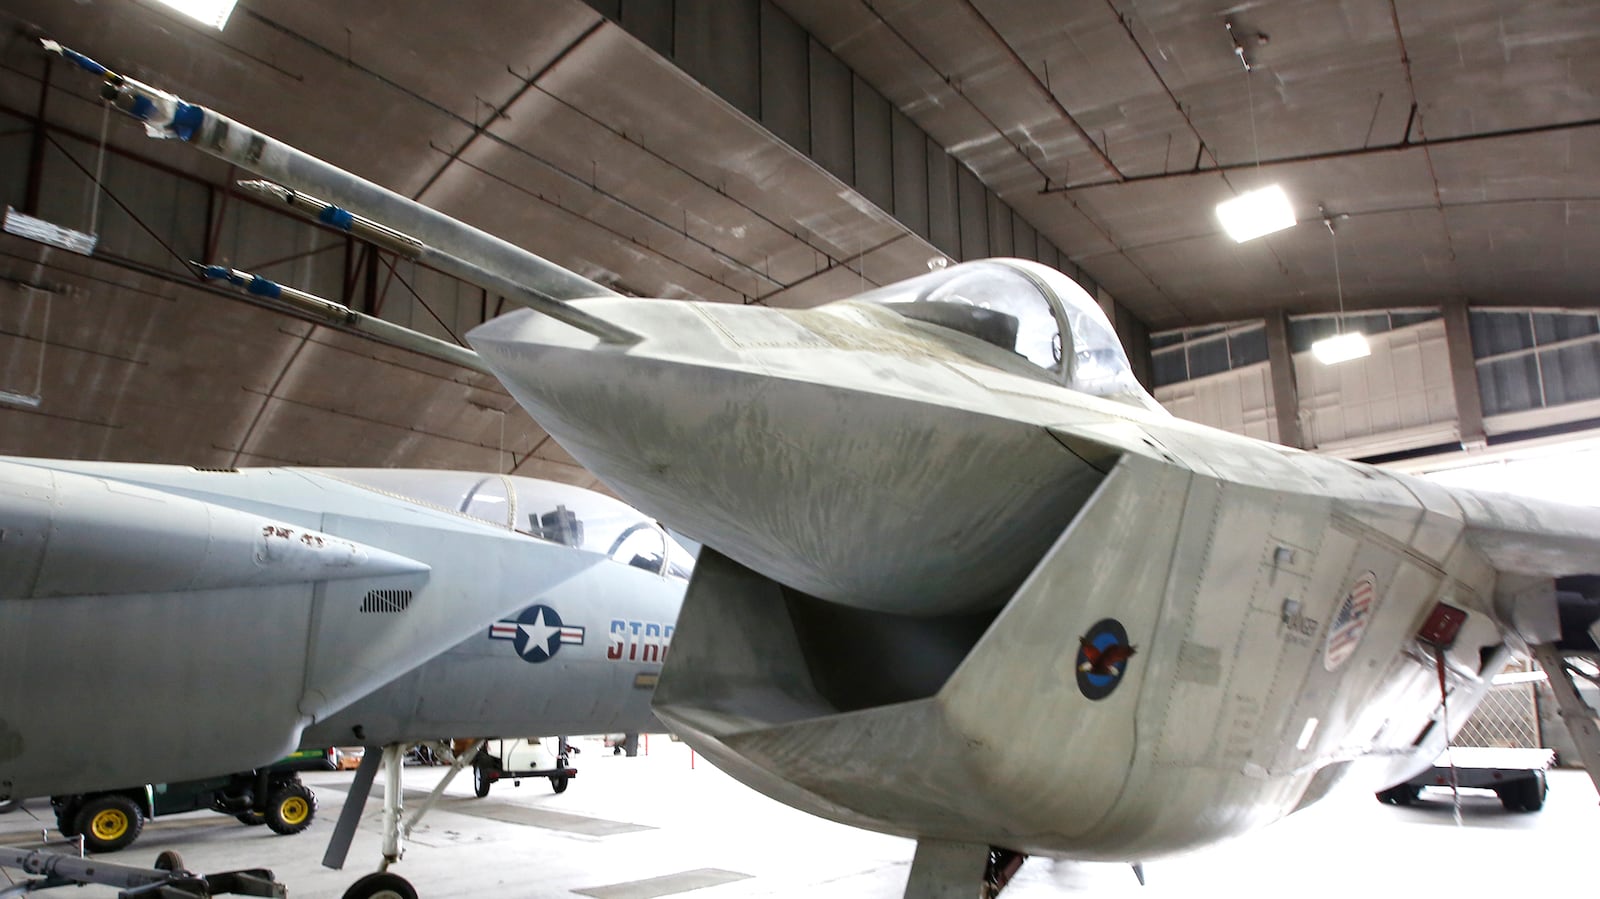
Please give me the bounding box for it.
[982,848,1027,898]
[903,839,1027,898]
[325,740,484,899]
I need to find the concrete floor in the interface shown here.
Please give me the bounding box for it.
[2,738,1595,898]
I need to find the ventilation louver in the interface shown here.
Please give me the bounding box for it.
[360,589,413,613]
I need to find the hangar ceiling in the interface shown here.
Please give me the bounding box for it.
[1,0,1596,482]
[772,0,1600,327]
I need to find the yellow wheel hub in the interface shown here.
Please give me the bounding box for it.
[90,809,128,840]
[278,796,309,825]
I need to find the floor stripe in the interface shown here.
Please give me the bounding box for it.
[441,800,652,836]
[573,868,753,898]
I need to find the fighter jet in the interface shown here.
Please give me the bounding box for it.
[1,457,688,898]
[47,40,1600,899]
[469,258,1600,890]
[0,458,679,798]
[290,469,687,894]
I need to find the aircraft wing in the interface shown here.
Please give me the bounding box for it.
[1450,485,1600,579]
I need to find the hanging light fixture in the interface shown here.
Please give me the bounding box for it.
[1215,22,1295,242]
[1217,185,1296,242]
[1310,211,1369,365]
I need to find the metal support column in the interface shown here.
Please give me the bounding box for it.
[1442,298,1487,450]
[1264,310,1305,448]
[23,56,52,216]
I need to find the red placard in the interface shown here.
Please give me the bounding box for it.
[1418,603,1469,647]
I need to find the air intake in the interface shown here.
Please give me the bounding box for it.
[360,589,413,613]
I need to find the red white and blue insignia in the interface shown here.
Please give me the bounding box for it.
[1076,618,1137,701]
[490,604,585,664]
[1324,571,1379,671]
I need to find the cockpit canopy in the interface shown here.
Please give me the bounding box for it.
[324,469,694,579]
[853,258,1159,409]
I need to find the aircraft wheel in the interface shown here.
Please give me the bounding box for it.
[154,850,185,873]
[473,765,491,798]
[236,810,268,826]
[342,871,418,899]
[265,782,317,835]
[75,795,144,853]
[550,775,569,794]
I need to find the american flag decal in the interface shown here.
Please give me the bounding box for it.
[1324,571,1378,671]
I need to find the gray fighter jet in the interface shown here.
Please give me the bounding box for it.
[0,457,687,899]
[471,261,1600,891]
[288,469,687,896]
[47,41,1600,899]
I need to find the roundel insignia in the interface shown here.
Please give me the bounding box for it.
[1324,571,1379,671]
[1076,618,1136,701]
[488,604,586,664]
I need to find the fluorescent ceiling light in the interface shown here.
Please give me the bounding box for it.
[1216,185,1296,242]
[3,206,97,256]
[1311,331,1370,365]
[151,0,237,30]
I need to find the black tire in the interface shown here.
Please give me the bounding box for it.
[75,794,144,853]
[473,765,491,798]
[1496,786,1521,811]
[265,781,317,835]
[1500,772,1547,812]
[55,809,79,837]
[154,850,185,873]
[0,798,19,814]
[236,810,267,826]
[342,871,419,899]
[1524,771,1548,811]
[550,775,569,794]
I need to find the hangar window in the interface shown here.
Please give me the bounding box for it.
[1150,321,1268,388]
[1288,309,1441,353]
[1471,309,1600,417]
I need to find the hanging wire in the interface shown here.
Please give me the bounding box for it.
[1433,648,1464,826]
[1326,216,1345,335]
[1246,66,1262,174]
[84,99,112,235]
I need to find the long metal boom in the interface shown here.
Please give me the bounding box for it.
[190,262,494,375]
[44,39,639,346]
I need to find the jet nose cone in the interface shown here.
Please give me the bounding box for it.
[467,299,734,429]
[469,301,1104,616]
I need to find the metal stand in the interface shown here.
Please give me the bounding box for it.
[1532,643,1600,799]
